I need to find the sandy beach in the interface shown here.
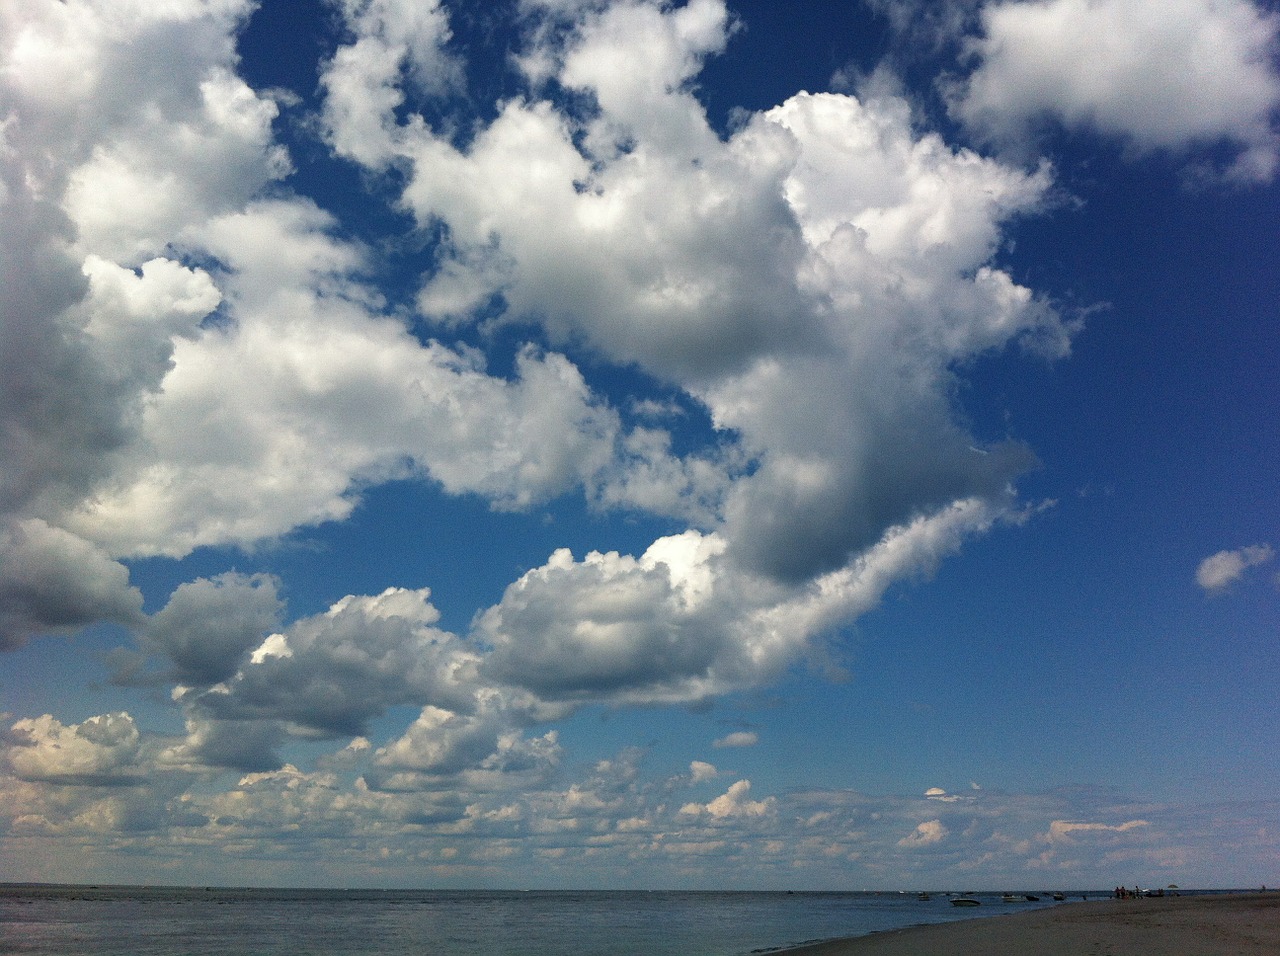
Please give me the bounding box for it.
[779,893,1280,956]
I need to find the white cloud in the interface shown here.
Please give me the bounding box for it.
[476,532,738,705]
[0,0,286,637]
[63,66,289,263]
[0,5,1077,869]
[179,587,477,746]
[3,0,1075,659]
[898,818,948,847]
[681,779,775,819]
[320,0,457,169]
[1196,544,1275,591]
[326,0,1069,583]
[713,731,758,748]
[1044,818,1149,844]
[62,199,643,558]
[372,701,560,782]
[5,712,145,785]
[955,0,1280,181]
[2,713,1270,888]
[476,497,1016,709]
[689,760,718,783]
[0,0,1272,889]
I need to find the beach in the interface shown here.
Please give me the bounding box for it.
[779,893,1280,956]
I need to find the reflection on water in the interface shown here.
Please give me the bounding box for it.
[0,886,1085,956]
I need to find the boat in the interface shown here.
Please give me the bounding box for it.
[917,892,932,900]
[951,897,981,907]
[1001,894,1019,903]
[1052,892,1065,901]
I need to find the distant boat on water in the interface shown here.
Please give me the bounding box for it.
[951,897,981,906]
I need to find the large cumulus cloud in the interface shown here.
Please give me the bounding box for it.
[0,0,1072,669]
[0,519,143,650]
[0,0,715,644]
[0,0,1118,882]
[954,0,1280,181]
[323,0,1069,587]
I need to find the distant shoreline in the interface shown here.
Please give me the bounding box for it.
[0,883,1264,894]
[773,892,1280,956]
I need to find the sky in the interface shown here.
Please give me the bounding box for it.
[0,0,1277,891]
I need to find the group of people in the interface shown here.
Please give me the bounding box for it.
[1114,886,1168,898]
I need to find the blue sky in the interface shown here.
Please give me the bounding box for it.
[1,0,1277,891]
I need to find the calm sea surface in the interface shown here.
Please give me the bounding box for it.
[0,886,1085,956]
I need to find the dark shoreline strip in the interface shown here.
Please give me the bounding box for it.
[770,892,1280,956]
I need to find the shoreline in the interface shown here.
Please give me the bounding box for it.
[773,892,1280,956]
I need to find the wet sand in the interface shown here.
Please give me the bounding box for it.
[778,893,1280,956]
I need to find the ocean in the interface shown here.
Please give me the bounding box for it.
[0,886,1085,956]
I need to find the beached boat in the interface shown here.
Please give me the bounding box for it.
[951,897,981,906]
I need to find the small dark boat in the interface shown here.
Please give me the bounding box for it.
[951,897,981,907]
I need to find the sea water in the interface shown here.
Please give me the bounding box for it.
[0,886,1074,956]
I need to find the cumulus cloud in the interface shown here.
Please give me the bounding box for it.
[2,0,1075,662]
[163,714,287,775]
[3,0,669,602]
[320,0,458,169]
[322,0,1069,584]
[689,760,719,783]
[142,573,284,686]
[681,779,775,819]
[0,0,282,533]
[371,702,562,791]
[4,713,146,786]
[476,532,736,704]
[954,0,1280,181]
[177,588,477,752]
[2,709,1268,887]
[475,496,1016,711]
[0,520,143,650]
[0,0,278,638]
[898,818,948,847]
[0,0,1124,886]
[64,198,642,558]
[1196,544,1275,592]
[111,501,1017,777]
